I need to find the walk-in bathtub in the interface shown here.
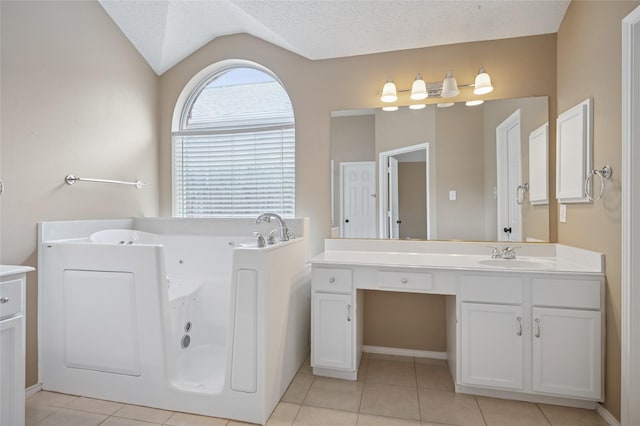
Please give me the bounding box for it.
[38,218,311,424]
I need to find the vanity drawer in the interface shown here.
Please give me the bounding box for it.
[0,279,22,319]
[313,268,353,293]
[377,270,432,291]
[532,278,601,309]
[460,275,523,304]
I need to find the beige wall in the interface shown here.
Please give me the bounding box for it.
[398,162,427,239]
[0,1,159,386]
[330,115,375,227]
[159,33,558,255]
[435,104,485,240]
[556,1,640,420]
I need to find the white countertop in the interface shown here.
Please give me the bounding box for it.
[0,265,35,277]
[310,240,604,275]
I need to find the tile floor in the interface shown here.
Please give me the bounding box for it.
[26,353,610,426]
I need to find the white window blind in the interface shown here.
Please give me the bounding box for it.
[173,67,295,218]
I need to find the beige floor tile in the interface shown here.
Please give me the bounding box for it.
[537,404,609,426]
[27,391,79,407]
[227,421,259,425]
[34,407,108,426]
[165,411,229,425]
[356,413,422,425]
[66,396,125,415]
[113,404,174,424]
[100,417,162,426]
[293,405,358,426]
[418,388,485,426]
[366,360,417,387]
[360,383,420,421]
[367,354,415,363]
[415,363,454,392]
[476,397,549,426]
[282,373,315,404]
[304,377,364,412]
[267,402,302,425]
[25,400,61,426]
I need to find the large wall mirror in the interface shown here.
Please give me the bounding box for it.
[330,96,549,242]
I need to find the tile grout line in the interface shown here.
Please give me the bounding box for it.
[473,395,489,426]
[535,403,554,425]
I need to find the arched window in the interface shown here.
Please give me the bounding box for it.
[173,63,295,218]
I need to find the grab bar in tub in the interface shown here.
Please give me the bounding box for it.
[65,174,145,189]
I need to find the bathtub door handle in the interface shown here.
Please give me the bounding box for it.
[346,304,352,322]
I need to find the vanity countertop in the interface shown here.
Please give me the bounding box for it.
[0,265,35,277]
[309,240,604,275]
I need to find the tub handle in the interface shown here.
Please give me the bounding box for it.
[346,304,352,322]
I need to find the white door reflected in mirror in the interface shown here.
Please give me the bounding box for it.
[340,162,376,238]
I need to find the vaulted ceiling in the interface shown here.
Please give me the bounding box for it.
[99,0,570,75]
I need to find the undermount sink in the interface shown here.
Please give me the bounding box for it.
[478,258,554,269]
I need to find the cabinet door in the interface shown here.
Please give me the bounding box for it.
[312,293,354,370]
[461,303,524,390]
[532,307,602,399]
[0,315,25,426]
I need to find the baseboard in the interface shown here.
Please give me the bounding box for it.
[25,383,43,398]
[597,403,621,426]
[362,345,447,360]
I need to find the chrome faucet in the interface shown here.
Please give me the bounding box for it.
[255,212,291,242]
[487,245,519,259]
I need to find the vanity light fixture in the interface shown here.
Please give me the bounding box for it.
[410,74,428,100]
[473,66,494,95]
[379,66,492,104]
[409,104,426,110]
[440,70,459,98]
[381,78,398,103]
[465,99,484,106]
[382,105,399,112]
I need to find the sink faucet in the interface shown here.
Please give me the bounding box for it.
[255,212,290,241]
[487,245,519,259]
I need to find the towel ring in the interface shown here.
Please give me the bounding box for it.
[584,165,612,202]
[516,183,529,205]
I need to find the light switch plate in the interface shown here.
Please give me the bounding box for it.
[449,190,457,201]
[560,204,567,223]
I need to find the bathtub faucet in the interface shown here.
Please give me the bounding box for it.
[255,212,291,242]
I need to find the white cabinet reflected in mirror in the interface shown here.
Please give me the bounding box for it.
[330,96,550,242]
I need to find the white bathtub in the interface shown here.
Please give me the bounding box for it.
[38,218,311,424]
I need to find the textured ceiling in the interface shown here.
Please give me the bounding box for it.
[99,0,570,75]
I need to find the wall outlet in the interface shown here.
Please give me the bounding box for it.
[449,190,457,201]
[560,204,567,223]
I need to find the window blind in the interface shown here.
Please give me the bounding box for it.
[174,126,295,218]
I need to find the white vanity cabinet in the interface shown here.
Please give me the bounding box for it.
[0,266,32,426]
[459,275,525,390]
[460,303,524,390]
[311,267,359,378]
[530,277,603,400]
[458,273,604,401]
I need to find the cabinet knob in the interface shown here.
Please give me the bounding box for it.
[0,297,9,304]
[329,277,335,283]
[401,278,408,284]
